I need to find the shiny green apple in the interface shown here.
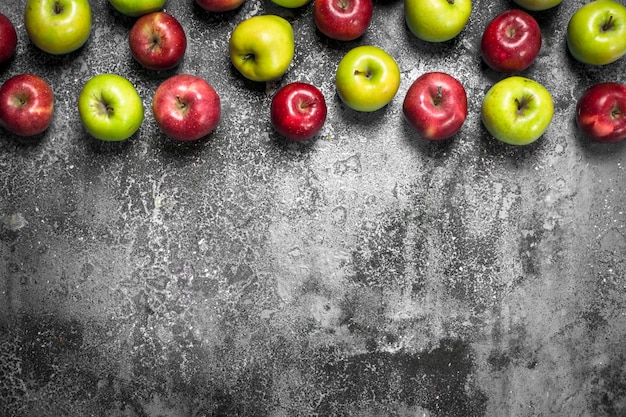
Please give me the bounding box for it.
[229,15,294,82]
[405,0,471,42]
[24,0,92,55]
[271,0,311,8]
[512,0,561,11]
[567,0,626,65]
[481,76,554,146]
[109,0,166,16]
[335,45,400,112]
[78,74,144,142]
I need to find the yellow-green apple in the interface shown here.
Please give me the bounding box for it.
[78,74,144,142]
[567,0,626,65]
[335,45,400,112]
[270,82,327,141]
[0,13,18,65]
[481,76,554,146]
[272,0,311,8]
[152,74,221,142]
[313,0,373,41]
[405,0,472,42]
[481,9,542,73]
[513,0,561,11]
[576,82,626,143]
[403,72,467,141]
[129,12,187,71]
[109,0,166,17]
[196,0,244,12]
[0,74,54,137]
[24,0,92,55]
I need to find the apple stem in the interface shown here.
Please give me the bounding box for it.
[602,15,614,32]
[447,0,455,4]
[612,105,622,119]
[54,0,63,14]
[515,95,532,116]
[433,86,443,106]
[354,69,372,79]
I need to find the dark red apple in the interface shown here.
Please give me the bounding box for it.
[129,11,187,71]
[0,74,54,137]
[481,9,542,73]
[271,82,327,141]
[403,72,467,141]
[313,0,373,42]
[576,82,626,143]
[0,13,17,65]
[196,0,245,12]
[152,74,220,141]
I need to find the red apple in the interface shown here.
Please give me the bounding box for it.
[0,74,54,137]
[576,82,626,143]
[129,12,187,71]
[0,13,17,65]
[403,72,467,141]
[152,74,220,142]
[313,0,373,42]
[481,9,542,73]
[270,82,327,141]
[195,0,245,12]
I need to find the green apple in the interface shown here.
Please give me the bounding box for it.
[335,45,400,112]
[512,0,561,11]
[229,15,294,82]
[481,76,554,146]
[24,0,92,55]
[78,74,144,142]
[271,0,311,7]
[567,0,626,65]
[109,0,166,16]
[405,0,472,42]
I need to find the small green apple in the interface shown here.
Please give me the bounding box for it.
[405,0,472,42]
[481,76,554,146]
[109,0,166,16]
[24,0,92,55]
[512,0,561,11]
[229,15,294,82]
[567,0,626,65]
[78,74,144,142]
[271,0,311,8]
[335,45,400,112]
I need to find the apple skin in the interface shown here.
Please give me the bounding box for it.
[481,9,542,73]
[405,0,472,42]
[403,72,467,141]
[109,0,166,17]
[24,0,92,55]
[152,74,221,142]
[195,0,245,12]
[229,15,294,82]
[481,76,554,146]
[576,82,626,143]
[78,74,144,142]
[512,0,561,11]
[272,0,312,8]
[129,12,187,71]
[0,13,18,65]
[335,45,400,112]
[270,82,327,141]
[313,0,373,41]
[567,0,626,66]
[0,74,54,137]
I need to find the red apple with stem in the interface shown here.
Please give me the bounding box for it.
[152,74,221,142]
[0,74,54,137]
[129,11,187,71]
[196,0,245,12]
[403,72,467,141]
[481,9,542,73]
[576,82,626,143]
[271,82,327,141]
[0,13,18,65]
[313,0,373,42]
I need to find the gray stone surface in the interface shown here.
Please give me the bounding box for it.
[1,0,626,416]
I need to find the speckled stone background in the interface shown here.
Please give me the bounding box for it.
[1,0,626,416]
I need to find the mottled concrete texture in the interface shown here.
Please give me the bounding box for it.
[1,0,626,416]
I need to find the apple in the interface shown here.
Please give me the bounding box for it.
[229,15,294,82]
[481,9,542,73]
[335,45,400,112]
[109,0,166,17]
[129,12,187,71]
[576,82,626,143]
[567,0,626,66]
[405,0,472,42]
[24,0,92,55]
[0,74,54,137]
[512,0,561,11]
[272,0,311,8]
[313,0,373,41]
[195,0,245,12]
[78,73,144,142]
[403,72,467,141]
[481,76,554,146]
[0,13,18,65]
[270,82,327,141]
[152,74,221,142]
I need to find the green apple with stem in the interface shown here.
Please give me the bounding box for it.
[405,0,472,42]
[481,76,554,146]
[567,0,626,65]
[78,74,144,142]
[512,0,561,11]
[335,45,400,112]
[109,0,166,17]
